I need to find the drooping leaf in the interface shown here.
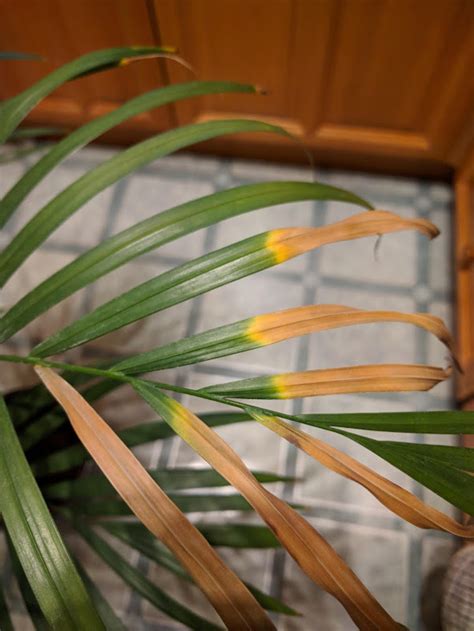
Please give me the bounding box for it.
[247,407,474,537]
[73,558,127,631]
[74,521,223,631]
[30,210,438,356]
[18,376,122,451]
[133,383,403,630]
[0,396,103,630]
[203,364,450,399]
[379,441,474,472]
[68,494,255,516]
[36,367,275,630]
[296,409,474,434]
[0,46,175,144]
[7,534,49,630]
[0,81,261,227]
[44,466,289,499]
[31,412,253,477]
[2,180,370,348]
[103,522,297,617]
[336,429,474,516]
[6,366,114,430]
[196,523,280,549]
[0,119,291,291]
[70,493,303,517]
[113,304,454,374]
[105,521,280,551]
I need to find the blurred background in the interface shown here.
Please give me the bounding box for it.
[1,1,474,630]
[2,0,474,176]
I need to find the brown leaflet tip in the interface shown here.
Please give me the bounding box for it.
[369,210,439,240]
[358,210,435,241]
[255,85,269,95]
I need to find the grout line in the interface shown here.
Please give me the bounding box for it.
[65,153,453,209]
[405,183,441,631]
[155,160,233,471]
[78,177,130,319]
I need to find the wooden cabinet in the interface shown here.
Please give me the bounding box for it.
[154,0,474,176]
[0,0,171,142]
[1,0,473,175]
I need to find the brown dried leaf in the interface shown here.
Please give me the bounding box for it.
[249,409,474,538]
[35,366,274,631]
[273,364,451,398]
[205,363,451,399]
[134,383,405,631]
[267,209,438,264]
[249,304,455,359]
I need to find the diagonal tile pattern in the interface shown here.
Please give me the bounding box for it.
[0,146,456,630]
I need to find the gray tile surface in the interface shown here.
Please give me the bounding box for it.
[0,146,456,630]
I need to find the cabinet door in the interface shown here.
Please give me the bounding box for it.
[0,0,171,141]
[154,0,474,176]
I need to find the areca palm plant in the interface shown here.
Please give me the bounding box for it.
[0,47,473,631]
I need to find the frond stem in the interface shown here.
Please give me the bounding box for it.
[0,352,327,429]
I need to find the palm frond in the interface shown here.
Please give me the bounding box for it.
[247,407,474,537]
[74,522,224,631]
[132,383,402,629]
[36,366,275,630]
[0,81,257,226]
[112,305,454,374]
[0,47,175,144]
[202,364,450,399]
[1,45,473,630]
[26,210,437,356]
[336,429,474,515]
[296,409,474,433]
[43,466,290,500]
[103,522,298,617]
[0,397,103,630]
[0,180,369,343]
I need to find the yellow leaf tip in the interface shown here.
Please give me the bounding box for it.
[265,228,313,263]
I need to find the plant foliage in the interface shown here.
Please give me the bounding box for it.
[0,47,473,630]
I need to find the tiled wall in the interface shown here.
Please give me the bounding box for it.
[0,147,457,630]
